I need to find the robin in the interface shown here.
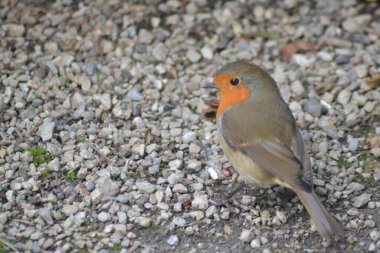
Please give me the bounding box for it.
[204,61,342,239]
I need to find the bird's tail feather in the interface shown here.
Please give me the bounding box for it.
[297,190,342,239]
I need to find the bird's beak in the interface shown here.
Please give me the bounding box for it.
[202,82,218,89]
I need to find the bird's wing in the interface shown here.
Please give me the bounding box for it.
[220,108,312,192]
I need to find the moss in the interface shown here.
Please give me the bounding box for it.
[26,146,53,166]
[109,244,122,252]
[66,171,77,180]
[41,169,51,178]
[0,241,6,253]
[337,157,352,169]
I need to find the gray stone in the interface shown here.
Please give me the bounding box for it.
[98,212,111,222]
[186,49,202,63]
[136,181,156,194]
[38,121,55,141]
[192,193,208,210]
[127,89,143,101]
[167,235,179,246]
[240,229,253,243]
[152,43,168,61]
[352,193,372,208]
[250,238,261,248]
[182,132,196,144]
[347,138,359,152]
[97,177,120,196]
[304,98,323,117]
[85,181,95,191]
[39,208,54,225]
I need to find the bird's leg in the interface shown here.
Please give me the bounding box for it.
[225,181,246,201]
[278,187,295,211]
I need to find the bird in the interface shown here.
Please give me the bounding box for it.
[204,61,342,239]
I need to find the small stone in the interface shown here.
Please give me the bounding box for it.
[85,181,95,191]
[182,132,196,144]
[98,212,111,222]
[127,89,143,101]
[136,181,156,194]
[335,55,350,64]
[187,160,201,172]
[76,74,91,92]
[347,182,365,192]
[169,160,183,170]
[46,61,58,75]
[167,235,179,246]
[200,46,213,60]
[172,217,186,227]
[116,194,130,204]
[304,98,323,117]
[317,51,333,62]
[91,188,103,205]
[292,54,315,67]
[138,29,153,44]
[39,208,54,225]
[347,138,359,152]
[290,80,305,98]
[62,204,78,216]
[370,230,379,241]
[32,99,44,107]
[189,143,201,153]
[186,49,202,63]
[135,217,152,228]
[173,184,188,193]
[368,243,376,252]
[343,18,360,33]
[276,211,287,223]
[250,238,261,248]
[152,43,168,61]
[7,24,25,36]
[97,177,120,196]
[192,193,208,210]
[44,41,58,53]
[375,168,380,181]
[260,236,269,245]
[38,121,55,141]
[337,89,351,105]
[352,193,371,208]
[240,229,253,243]
[371,148,380,157]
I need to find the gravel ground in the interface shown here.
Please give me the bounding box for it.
[0,0,380,252]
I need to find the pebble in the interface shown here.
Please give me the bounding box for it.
[251,238,261,248]
[304,98,323,117]
[39,208,54,225]
[85,181,95,191]
[37,121,55,141]
[182,132,196,144]
[240,229,253,243]
[352,193,372,208]
[98,212,111,222]
[192,193,208,210]
[290,80,305,98]
[152,43,168,61]
[7,24,25,36]
[167,235,179,246]
[347,138,359,152]
[127,89,143,101]
[186,49,202,63]
[276,211,287,223]
[135,217,152,228]
[347,182,365,192]
[136,181,156,194]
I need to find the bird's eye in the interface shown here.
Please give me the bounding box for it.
[230,78,239,86]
